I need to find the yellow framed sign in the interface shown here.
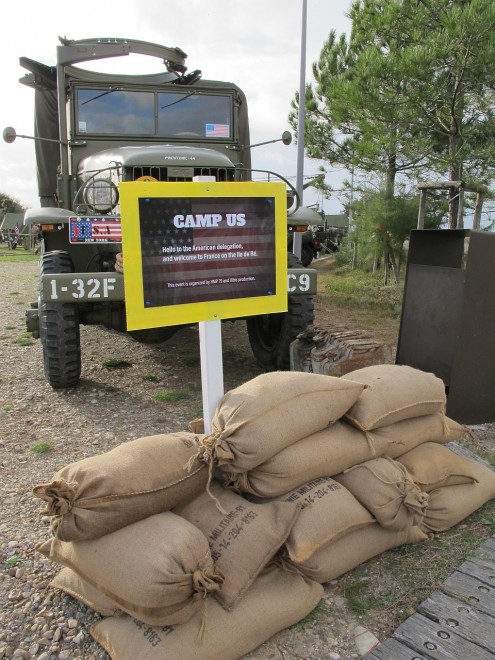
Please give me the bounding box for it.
[119,181,288,330]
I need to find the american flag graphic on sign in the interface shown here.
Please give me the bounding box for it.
[205,123,230,138]
[69,217,122,243]
[138,196,276,308]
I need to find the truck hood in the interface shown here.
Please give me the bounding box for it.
[77,144,237,174]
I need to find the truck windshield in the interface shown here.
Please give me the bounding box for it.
[75,88,233,139]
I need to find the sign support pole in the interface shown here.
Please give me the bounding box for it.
[199,320,224,434]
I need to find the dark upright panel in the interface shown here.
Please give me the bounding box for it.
[397,229,495,424]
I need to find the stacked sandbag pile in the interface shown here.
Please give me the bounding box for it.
[34,371,368,660]
[216,365,493,583]
[34,432,226,627]
[32,367,495,659]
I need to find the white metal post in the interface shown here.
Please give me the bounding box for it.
[293,0,308,261]
[199,320,224,434]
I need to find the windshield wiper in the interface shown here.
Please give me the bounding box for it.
[82,87,122,106]
[161,91,198,110]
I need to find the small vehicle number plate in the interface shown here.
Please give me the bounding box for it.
[287,268,317,295]
[41,273,125,302]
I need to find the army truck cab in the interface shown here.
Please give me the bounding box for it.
[4,37,315,388]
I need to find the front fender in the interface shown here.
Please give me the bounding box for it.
[24,207,73,227]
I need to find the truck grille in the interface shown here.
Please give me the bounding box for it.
[122,166,236,182]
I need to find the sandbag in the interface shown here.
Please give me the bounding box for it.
[288,523,428,583]
[421,458,495,533]
[271,477,375,563]
[90,564,324,660]
[50,567,125,617]
[398,442,481,491]
[335,457,428,531]
[343,364,446,431]
[33,432,208,541]
[174,480,299,610]
[36,512,223,626]
[195,371,365,473]
[224,414,465,498]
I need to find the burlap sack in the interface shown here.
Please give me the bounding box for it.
[224,414,466,498]
[33,432,208,541]
[335,457,428,531]
[343,364,446,431]
[398,442,481,491]
[174,480,300,610]
[50,567,125,617]
[90,564,324,660]
[195,371,365,473]
[289,523,428,583]
[421,458,495,533]
[273,477,375,563]
[36,512,224,626]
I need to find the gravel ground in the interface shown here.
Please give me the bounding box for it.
[0,258,369,660]
[1,257,493,660]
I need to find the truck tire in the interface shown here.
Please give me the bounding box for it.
[300,243,314,267]
[246,253,315,370]
[39,251,82,388]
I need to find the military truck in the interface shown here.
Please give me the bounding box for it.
[4,37,316,388]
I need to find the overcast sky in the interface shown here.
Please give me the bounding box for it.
[0,0,352,213]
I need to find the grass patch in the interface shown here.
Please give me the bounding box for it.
[154,390,190,403]
[13,332,34,346]
[144,373,159,381]
[344,579,378,615]
[31,441,53,454]
[322,263,404,318]
[341,497,495,634]
[3,554,22,568]
[296,599,328,629]
[0,245,38,262]
[2,405,13,412]
[102,358,133,369]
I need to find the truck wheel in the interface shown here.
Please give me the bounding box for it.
[246,253,315,370]
[300,244,314,267]
[39,251,82,388]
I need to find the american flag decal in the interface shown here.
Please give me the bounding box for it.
[205,123,230,138]
[69,217,122,243]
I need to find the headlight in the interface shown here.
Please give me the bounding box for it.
[83,179,119,213]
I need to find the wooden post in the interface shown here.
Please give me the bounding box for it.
[456,187,464,229]
[417,189,426,229]
[472,191,483,230]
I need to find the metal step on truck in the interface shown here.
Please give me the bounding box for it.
[3,36,317,388]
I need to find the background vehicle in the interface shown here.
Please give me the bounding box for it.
[4,37,316,388]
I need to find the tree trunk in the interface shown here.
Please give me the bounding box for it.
[448,155,462,229]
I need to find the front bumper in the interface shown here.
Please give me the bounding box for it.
[40,268,317,303]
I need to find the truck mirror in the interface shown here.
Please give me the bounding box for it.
[282,131,292,146]
[3,127,17,143]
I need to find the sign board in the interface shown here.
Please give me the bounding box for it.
[119,181,287,330]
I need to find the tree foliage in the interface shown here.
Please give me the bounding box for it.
[344,189,443,281]
[290,0,495,231]
[0,192,25,216]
